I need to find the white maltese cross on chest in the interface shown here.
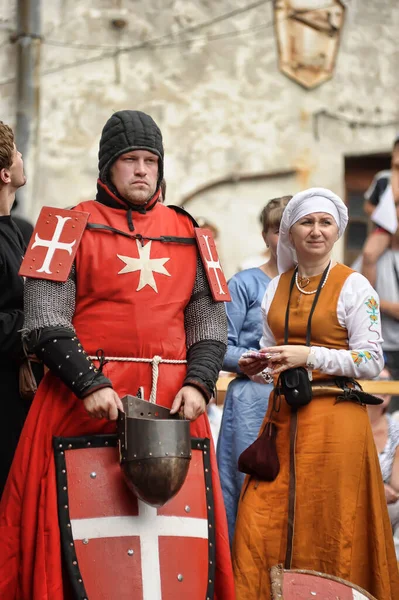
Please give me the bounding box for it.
[117,239,171,292]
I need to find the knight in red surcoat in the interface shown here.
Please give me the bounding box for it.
[0,110,235,599]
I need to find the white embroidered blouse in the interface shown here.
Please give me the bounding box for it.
[257,270,384,380]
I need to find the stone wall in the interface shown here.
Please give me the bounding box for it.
[1,0,398,276]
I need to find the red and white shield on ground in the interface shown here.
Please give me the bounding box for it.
[270,565,377,600]
[19,206,89,282]
[54,434,215,600]
[195,228,231,302]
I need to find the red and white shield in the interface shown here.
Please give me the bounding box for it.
[270,565,377,600]
[54,435,215,600]
[19,206,89,282]
[195,228,231,302]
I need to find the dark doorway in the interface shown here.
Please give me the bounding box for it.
[344,153,391,266]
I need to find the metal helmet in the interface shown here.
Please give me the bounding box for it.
[118,395,191,508]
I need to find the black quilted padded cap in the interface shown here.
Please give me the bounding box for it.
[98,110,164,185]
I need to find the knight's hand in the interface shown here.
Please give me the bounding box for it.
[83,387,123,421]
[170,385,206,421]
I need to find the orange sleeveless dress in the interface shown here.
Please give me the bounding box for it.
[233,264,399,599]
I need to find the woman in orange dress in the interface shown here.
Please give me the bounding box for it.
[233,187,399,600]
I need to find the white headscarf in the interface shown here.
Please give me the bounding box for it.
[277,187,348,274]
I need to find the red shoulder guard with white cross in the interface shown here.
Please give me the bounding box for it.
[19,206,90,281]
[194,228,231,302]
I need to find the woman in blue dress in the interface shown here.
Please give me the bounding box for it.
[217,196,291,545]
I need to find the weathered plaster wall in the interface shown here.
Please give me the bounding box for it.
[1,0,398,276]
[0,0,17,125]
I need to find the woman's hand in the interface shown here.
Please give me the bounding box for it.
[262,345,310,375]
[238,353,270,377]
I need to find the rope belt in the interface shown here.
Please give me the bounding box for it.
[88,354,187,404]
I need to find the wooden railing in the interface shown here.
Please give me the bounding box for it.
[215,375,399,405]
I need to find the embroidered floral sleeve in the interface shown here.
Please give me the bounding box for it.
[311,275,384,378]
[365,296,380,335]
[348,296,380,367]
[351,350,372,366]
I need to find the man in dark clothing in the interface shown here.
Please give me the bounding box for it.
[0,121,29,497]
[11,198,34,246]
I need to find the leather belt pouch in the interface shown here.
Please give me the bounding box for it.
[278,367,312,409]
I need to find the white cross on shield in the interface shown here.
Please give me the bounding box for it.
[194,228,231,302]
[71,500,208,599]
[54,436,216,600]
[19,207,89,282]
[201,234,226,296]
[31,215,76,274]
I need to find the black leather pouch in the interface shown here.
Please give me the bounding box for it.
[278,367,312,409]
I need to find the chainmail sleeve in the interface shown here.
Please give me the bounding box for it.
[23,265,112,399]
[23,265,77,335]
[184,256,227,348]
[183,256,227,401]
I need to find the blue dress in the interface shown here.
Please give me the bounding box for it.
[216,267,273,545]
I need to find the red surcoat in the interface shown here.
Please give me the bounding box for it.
[73,198,197,406]
[0,197,235,600]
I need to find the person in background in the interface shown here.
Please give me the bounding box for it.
[368,367,399,558]
[362,134,399,287]
[354,235,399,412]
[238,208,272,271]
[0,122,29,498]
[217,195,291,545]
[363,134,399,218]
[10,197,33,246]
